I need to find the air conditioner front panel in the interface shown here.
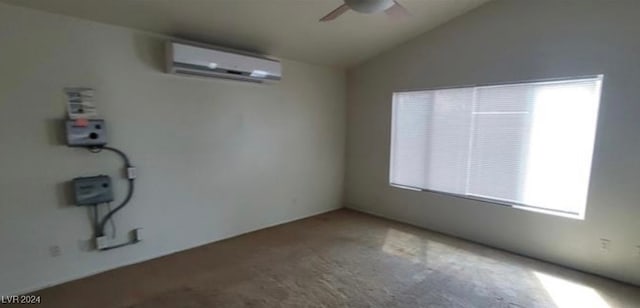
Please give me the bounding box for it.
[170,42,281,81]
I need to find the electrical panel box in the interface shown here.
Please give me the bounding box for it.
[72,175,114,205]
[65,119,107,147]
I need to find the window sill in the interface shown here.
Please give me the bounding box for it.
[389,183,585,220]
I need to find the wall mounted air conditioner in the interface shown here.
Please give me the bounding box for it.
[166,41,281,83]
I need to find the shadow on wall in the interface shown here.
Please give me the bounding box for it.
[132,33,166,72]
[45,118,66,147]
[45,118,75,209]
[54,181,75,209]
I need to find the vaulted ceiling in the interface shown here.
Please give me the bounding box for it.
[0,0,491,67]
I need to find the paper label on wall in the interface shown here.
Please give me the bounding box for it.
[65,88,98,119]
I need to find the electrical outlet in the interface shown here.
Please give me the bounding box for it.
[49,245,61,257]
[600,239,611,252]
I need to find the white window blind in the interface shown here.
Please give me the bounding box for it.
[390,76,602,218]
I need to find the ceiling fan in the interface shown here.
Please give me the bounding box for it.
[320,0,409,22]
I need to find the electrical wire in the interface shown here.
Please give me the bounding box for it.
[99,241,136,251]
[88,146,135,237]
[98,179,133,237]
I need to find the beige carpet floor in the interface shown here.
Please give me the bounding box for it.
[26,209,640,307]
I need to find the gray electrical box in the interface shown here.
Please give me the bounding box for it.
[65,119,107,147]
[72,175,114,205]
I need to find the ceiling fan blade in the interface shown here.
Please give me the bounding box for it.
[319,4,350,22]
[385,1,410,19]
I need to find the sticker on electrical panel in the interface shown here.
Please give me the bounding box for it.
[65,88,98,119]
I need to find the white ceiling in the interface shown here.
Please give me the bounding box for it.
[0,0,491,67]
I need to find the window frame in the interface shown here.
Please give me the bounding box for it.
[389,75,604,220]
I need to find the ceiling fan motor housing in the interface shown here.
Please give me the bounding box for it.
[345,0,395,14]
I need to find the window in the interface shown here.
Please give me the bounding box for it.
[390,76,603,219]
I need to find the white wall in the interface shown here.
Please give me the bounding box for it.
[0,3,345,295]
[346,0,640,285]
